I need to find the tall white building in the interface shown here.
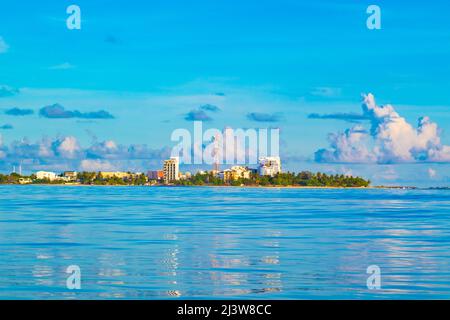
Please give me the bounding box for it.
[219,166,251,182]
[163,157,180,183]
[35,171,58,181]
[258,157,281,177]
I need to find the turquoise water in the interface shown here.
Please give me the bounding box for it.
[0,185,449,299]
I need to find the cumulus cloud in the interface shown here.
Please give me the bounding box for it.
[87,140,171,160]
[52,136,81,159]
[5,107,34,116]
[0,85,19,98]
[427,145,450,162]
[80,159,116,171]
[39,104,114,119]
[315,126,374,163]
[0,135,171,172]
[315,93,450,163]
[246,112,282,122]
[184,109,212,121]
[0,37,9,53]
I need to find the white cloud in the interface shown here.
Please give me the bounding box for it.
[315,93,450,163]
[0,37,9,53]
[0,135,171,173]
[315,125,375,163]
[427,145,450,162]
[363,94,441,162]
[80,159,116,172]
[56,136,81,159]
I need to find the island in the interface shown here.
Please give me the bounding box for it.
[0,170,370,188]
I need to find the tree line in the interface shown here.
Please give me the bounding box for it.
[175,171,370,187]
[0,172,148,186]
[1,171,371,187]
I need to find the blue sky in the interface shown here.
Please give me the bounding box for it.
[1,0,450,186]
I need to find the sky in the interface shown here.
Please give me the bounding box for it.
[1,0,450,186]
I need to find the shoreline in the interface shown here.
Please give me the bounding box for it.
[0,183,421,190]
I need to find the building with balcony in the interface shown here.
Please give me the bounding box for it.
[220,166,251,182]
[99,172,132,179]
[35,171,58,181]
[258,157,281,177]
[163,157,179,183]
[63,171,78,181]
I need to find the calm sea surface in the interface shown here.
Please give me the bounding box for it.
[0,186,449,299]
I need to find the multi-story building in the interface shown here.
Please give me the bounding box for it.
[220,166,251,182]
[148,170,164,181]
[99,172,132,179]
[35,171,58,181]
[258,157,281,177]
[63,171,78,181]
[163,157,179,183]
[18,177,32,184]
[179,171,192,180]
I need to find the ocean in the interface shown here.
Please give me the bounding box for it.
[0,185,449,299]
